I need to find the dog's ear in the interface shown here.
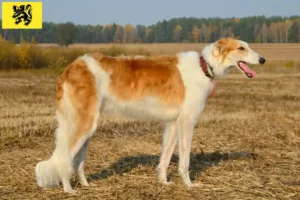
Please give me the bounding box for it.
[213,38,227,57]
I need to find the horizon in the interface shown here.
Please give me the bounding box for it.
[1,0,300,26]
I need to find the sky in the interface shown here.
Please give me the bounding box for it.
[1,0,299,26]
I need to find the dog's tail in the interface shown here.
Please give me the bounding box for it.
[35,56,100,190]
[35,82,76,188]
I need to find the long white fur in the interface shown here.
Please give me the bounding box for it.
[35,82,100,192]
[35,39,264,192]
[35,83,76,191]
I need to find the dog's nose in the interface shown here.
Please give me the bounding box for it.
[259,57,266,64]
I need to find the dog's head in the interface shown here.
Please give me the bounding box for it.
[211,38,265,78]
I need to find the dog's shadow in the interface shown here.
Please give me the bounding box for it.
[88,151,256,182]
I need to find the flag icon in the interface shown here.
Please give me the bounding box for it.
[2,2,42,29]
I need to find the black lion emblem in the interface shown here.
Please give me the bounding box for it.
[12,4,32,26]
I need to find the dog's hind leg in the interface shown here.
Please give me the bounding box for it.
[157,121,177,184]
[67,95,100,192]
[57,86,100,193]
[73,138,91,187]
[35,98,81,194]
[35,59,100,193]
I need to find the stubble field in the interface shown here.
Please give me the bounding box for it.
[0,43,300,200]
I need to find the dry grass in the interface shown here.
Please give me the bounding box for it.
[0,65,300,200]
[0,39,151,70]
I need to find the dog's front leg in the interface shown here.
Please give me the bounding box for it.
[177,116,200,187]
[157,121,177,184]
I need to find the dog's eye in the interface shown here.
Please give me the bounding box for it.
[238,47,245,51]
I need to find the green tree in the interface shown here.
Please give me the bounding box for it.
[288,21,300,42]
[1,15,300,44]
[56,22,77,47]
[135,25,146,43]
[145,28,155,43]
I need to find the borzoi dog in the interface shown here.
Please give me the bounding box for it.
[35,38,266,193]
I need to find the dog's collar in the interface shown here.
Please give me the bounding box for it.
[200,56,215,79]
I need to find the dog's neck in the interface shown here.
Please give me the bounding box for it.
[200,43,229,78]
[199,56,215,79]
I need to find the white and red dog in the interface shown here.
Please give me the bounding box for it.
[35,38,266,193]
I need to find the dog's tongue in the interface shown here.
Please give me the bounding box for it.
[240,62,256,77]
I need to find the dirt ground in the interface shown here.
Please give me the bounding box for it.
[0,65,300,199]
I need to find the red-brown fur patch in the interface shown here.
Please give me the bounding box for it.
[92,53,186,106]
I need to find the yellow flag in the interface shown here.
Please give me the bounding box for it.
[2,2,42,29]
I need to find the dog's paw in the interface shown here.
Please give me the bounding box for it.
[80,182,90,187]
[85,182,97,187]
[64,188,77,194]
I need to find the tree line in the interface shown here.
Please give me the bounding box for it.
[0,15,300,45]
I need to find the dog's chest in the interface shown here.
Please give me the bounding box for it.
[101,96,181,121]
[177,67,212,118]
